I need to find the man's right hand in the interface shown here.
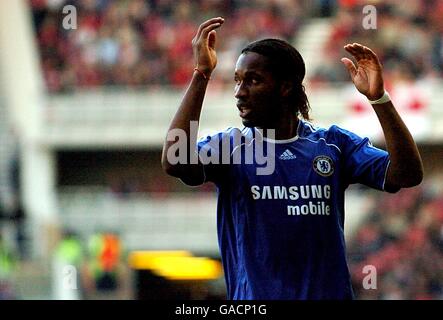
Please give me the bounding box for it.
[192,17,224,78]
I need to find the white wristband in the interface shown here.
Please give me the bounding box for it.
[368,91,391,105]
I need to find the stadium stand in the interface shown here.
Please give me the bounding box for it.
[348,181,443,299]
[30,0,308,92]
[310,0,443,86]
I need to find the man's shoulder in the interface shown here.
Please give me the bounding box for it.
[298,121,364,151]
[301,121,361,138]
[198,126,254,142]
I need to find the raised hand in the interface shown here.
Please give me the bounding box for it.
[192,17,225,78]
[341,43,385,100]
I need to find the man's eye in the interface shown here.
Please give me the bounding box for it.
[251,78,259,84]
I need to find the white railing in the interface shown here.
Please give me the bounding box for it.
[42,83,443,147]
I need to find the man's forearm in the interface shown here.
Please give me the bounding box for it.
[372,101,424,189]
[161,71,209,174]
[168,71,209,134]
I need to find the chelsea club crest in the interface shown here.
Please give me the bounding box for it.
[313,156,334,177]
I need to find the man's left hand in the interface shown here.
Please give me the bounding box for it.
[341,43,385,101]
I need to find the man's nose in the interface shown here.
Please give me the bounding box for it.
[234,82,247,99]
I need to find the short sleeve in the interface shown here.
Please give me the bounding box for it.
[196,127,243,185]
[331,126,390,191]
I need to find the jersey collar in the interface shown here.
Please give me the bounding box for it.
[254,120,302,144]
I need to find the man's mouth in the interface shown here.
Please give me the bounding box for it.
[239,109,251,118]
[237,104,251,118]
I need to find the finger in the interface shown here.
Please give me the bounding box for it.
[352,43,375,60]
[341,58,357,78]
[200,21,223,40]
[208,30,217,49]
[362,46,381,64]
[344,44,360,55]
[344,43,361,49]
[196,17,224,36]
[196,17,224,39]
[345,43,365,55]
[344,44,365,61]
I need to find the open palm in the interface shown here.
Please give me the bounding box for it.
[341,43,385,101]
[192,17,224,76]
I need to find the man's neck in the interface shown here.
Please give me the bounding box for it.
[258,116,299,140]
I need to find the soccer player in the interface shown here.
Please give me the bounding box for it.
[161,17,423,299]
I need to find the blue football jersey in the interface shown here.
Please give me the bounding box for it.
[194,120,390,300]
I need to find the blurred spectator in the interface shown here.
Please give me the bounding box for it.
[0,233,17,300]
[52,230,85,299]
[83,231,125,299]
[7,150,28,260]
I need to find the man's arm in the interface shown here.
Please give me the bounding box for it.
[341,43,424,192]
[161,17,224,185]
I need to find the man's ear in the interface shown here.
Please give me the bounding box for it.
[280,81,292,98]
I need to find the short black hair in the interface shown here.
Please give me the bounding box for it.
[241,39,311,120]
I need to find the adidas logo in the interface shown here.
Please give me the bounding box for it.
[279,149,297,160]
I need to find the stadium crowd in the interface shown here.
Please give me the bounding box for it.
[348,182,443,299]
[311,0,443,86]
[30,0,307,92]
[30,0,443,92]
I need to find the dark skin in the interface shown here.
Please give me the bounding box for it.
[161,17,225,185]
[162,18,423,191]
[341,43,423,191]
[234,52,298,139]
